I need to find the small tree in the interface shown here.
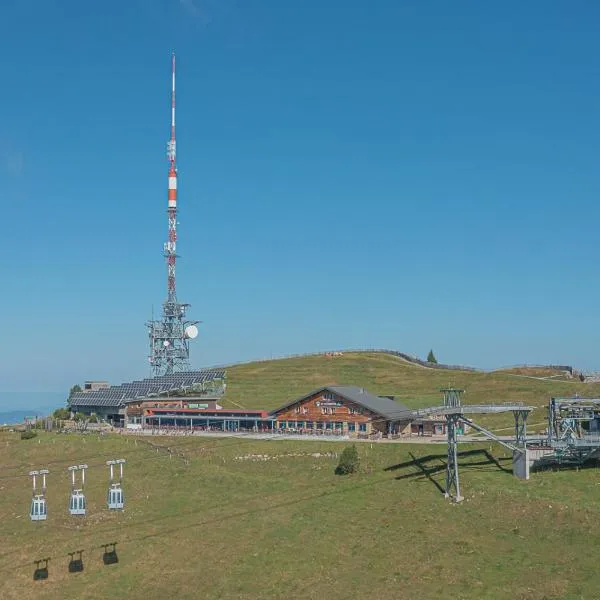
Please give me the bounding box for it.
[53,408,70,420]
[335,444,360,475]
[68,384,82,398]
[427,350,438,364]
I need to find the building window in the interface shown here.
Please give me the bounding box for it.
[325,422,333,429]
[335,422,343,429]
[278,421,286,429]
[324,392,336,401]
[348,423,356,432]
[359,423,367,432]
[321,407,336,415]
[349,406,361,415]
[294,406,301,414]
[306,421,313,429]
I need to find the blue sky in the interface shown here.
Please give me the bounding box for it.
[1,0,600,396]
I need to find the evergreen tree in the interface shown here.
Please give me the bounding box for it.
[427,350,438,364]
[68,384,82,398]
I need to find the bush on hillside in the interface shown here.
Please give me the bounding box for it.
[21,430,37,440]
[335,445,360,475]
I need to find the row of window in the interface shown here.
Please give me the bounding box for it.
[277,421,367,432]
[293,405,364,415]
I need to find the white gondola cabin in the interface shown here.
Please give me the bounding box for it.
[107,484,124,510]
[68,464,88,516]
[29,469,49,522]
[106,459,126,510]
[69,490,87,516]
[30,496,47,521]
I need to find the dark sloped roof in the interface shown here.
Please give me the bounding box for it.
[270,385,411,420]
[68,369,226,408]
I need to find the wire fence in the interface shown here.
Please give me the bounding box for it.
[205,348,576,376]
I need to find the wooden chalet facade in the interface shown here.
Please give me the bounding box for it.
[270,386,413,437]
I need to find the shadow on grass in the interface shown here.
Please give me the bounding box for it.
[68,550,84,574]
[33,558,50,581]
[0,476,397,576]
[0,449,511,577]
[531,456,600,474]
[102,542,119,565]
[384,449,512,495]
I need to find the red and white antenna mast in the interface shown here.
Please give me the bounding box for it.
[147,53,199,375]
[166,52,178,301]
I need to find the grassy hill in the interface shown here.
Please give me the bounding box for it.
[220,352,600,430]
[2,430,600,600]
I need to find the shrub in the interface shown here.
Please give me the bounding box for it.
[53,408,70,420]
[335,444,360,475]
[21,430,37,440]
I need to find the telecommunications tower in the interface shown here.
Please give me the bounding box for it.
[147,54,199,375]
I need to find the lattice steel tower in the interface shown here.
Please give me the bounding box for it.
[147,54,199,375]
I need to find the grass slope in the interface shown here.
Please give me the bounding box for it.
[221,352,600,430]
[2,431,600,600]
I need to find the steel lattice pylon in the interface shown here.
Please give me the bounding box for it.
[442,388,465,502]
[146,54,198,376]
[444,414,464,502]
[514,410,529,446]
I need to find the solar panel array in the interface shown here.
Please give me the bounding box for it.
[69,370,226,408]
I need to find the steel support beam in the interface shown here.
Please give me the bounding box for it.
[442,388,464,409]
[514,410,529,446]
[444,414,463,502]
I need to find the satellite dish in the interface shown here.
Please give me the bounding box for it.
[163,341,170,347]
[184,325,198,339]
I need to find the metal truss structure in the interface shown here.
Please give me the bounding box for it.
[147,54,199,376]
[413,389,534,502]
[537,396,600,466]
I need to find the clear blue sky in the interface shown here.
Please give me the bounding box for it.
[1,0,600,395]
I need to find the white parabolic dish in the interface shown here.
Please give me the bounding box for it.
[185,325,199,339]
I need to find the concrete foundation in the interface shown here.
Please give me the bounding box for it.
[512,449,530,480]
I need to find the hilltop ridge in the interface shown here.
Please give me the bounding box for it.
[220,351,598,418]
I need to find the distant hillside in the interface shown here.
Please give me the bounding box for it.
[220,352,600,430]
